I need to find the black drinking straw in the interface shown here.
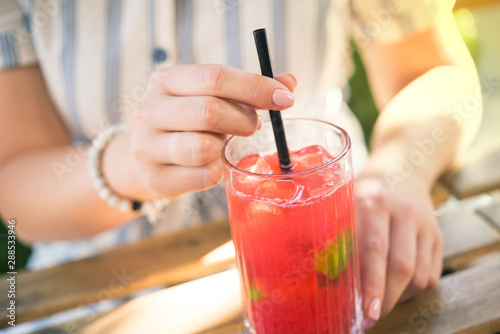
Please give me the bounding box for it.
[253,28,292,171]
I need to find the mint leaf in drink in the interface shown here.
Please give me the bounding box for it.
[315,242,339,281]
[337,231,348,270]
[249,284,266,300]
[315,228,354,285]
[346,227,355,262]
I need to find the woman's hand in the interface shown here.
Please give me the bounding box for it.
[103,65,297,201]
[355,171,443,330]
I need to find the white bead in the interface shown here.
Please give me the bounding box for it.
[88,149,99,161]
[88,155,98,165]
[93,178,104,189]
[118,200,130,212]
[107,195,118,207]
[87,123,137,212]
[89,168,100,179]
[98,137,108,146]
[154,199,167,209]
[99,187,111,200]
[142,202,153,213]
[91,176,101,187]
[94,136,105,148]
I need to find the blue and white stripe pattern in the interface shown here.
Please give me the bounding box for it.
[315,0,330,73]
[61,0,83,137]
[105,0,123,124]
[21,0,33,33]
[149,0,157,68]
[272,0,286,73]
[225,0,241,68]
[0,32,18,68]
[176,0,195,64]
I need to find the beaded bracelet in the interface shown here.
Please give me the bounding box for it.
[87,123,170,222]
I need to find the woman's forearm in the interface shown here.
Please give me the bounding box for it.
[358,8,482,187]
[364,65,482,188]
[0,66,141,243]
[0,140,139,243]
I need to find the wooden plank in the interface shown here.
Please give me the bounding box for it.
[4,203,500,329]
[460,251,500,271]
[198,317,245,334]
[431,181,450,207]
[40,302,244,334]
[32,310,111,334]
[477,200,500,231]
[195,259,500,334]
[79,269,242,334]
[442,149,500,199]
[440,207,500,268]
[368,259,500,334]
[455,0,500,9]
[0,219,233,328]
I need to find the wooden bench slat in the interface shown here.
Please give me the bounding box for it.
[368,259,500,334]
[431,182,451,207]
[3,202,500,329]
[32,310,111,334]
[440,207,500,268]
[442,149,500,199]
[0,220,233,328]
[477,201,500,231]
[455,0,500,9]
[201,259,500,334]
[198,318,245,334]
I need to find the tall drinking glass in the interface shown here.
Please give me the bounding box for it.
[222,119,363,333]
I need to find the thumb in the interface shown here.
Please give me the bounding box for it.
[275,73,297,93]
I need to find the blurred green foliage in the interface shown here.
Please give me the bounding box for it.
[0,216,31,273]
[454,8,479,60]
[347,44,379,148]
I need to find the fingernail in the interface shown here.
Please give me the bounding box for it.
[367,298,382,321]
[362,318,376,331]
[257,116,263,130]
[272,89,295,108]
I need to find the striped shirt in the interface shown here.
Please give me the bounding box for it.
[0,0,454,271]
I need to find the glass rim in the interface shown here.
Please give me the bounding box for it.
[221,118,351,178]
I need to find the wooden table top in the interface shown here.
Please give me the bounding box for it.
[455,0,500,9]
[204,194,500,334]
[1,143,499,333]
[1,189,499,333]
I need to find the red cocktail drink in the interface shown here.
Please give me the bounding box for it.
[223,119,363,333]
